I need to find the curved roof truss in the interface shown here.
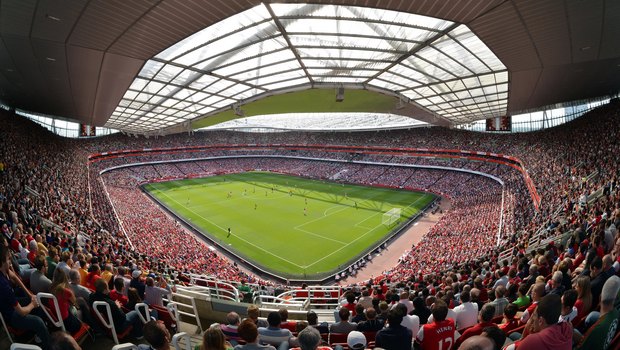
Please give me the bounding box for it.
[106,3,507,133]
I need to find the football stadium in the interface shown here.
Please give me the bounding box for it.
[0,1,619,350]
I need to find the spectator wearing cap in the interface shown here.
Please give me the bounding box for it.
[346,331,367,350]
[518,294,572,349]
[575,275,620,349]
[130,269,146,299]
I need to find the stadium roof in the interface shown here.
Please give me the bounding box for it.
[199,113,429,132]
[0,0,618,134]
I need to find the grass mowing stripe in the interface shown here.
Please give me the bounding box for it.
[144,172,435,279]
[149,182,305,269]
[303,193,430,270]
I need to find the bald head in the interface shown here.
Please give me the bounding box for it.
[458,335,494,350]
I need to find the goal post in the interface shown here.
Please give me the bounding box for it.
[382,208,402,226]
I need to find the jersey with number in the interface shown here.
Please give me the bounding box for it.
[420,319,457,350]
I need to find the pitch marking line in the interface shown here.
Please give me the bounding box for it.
[302,194,430,269]
[150,184,305,269]
[293,227,348,245]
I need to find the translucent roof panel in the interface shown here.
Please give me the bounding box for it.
[199,113,429,132]
[106,3,508,133]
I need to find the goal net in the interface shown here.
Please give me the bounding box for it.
[382,208,401,226]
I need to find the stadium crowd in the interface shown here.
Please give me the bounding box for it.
[0,100,619,348]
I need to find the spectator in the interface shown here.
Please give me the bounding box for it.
[219,311,241,344]
[573,275,592,320]
[30,254,52,294]
[342,292,357,316]
[453,289,478,330]
[329,308,357,334]
[558,289,578,323]
[411,297,431,325]
[417,299,455,350]
[497,304,519,335]
[46,246,59,281]
[278,308,298,332]
[455,304,497,348]
[356,307,384,332]
[236,319,276,350]
[200,326,233,350]
[100,264,114,284]
[49,330,82,350]
[291,326,331,350]
[110,277,129,307]
[487,286,508,317]
[346,331,367,350]
[518,294,571,349]
[458,335,494,350]
[145,275,174,307]
[520,283,544,324]
[397,291,414,314]
[84,264,102,290]
[130,269,146,299]
[574,275,620,349]
[512,283,530,309]
[357,290,373,310]
[88,278,143,339]
[49,268,84,334]
[395,303,419,339]
[306,310,328,334]
[258,311,295,347]
[548,271,565,296]
[480,326,505,350]
[351,304,366,323]
[0,243,50,348]
[247,304,268,328]
[140,319,172,350]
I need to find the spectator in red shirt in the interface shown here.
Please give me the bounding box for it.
[109,277,128,307]
[455,304,497,348]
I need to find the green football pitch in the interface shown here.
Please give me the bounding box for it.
[143,172,435,280]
